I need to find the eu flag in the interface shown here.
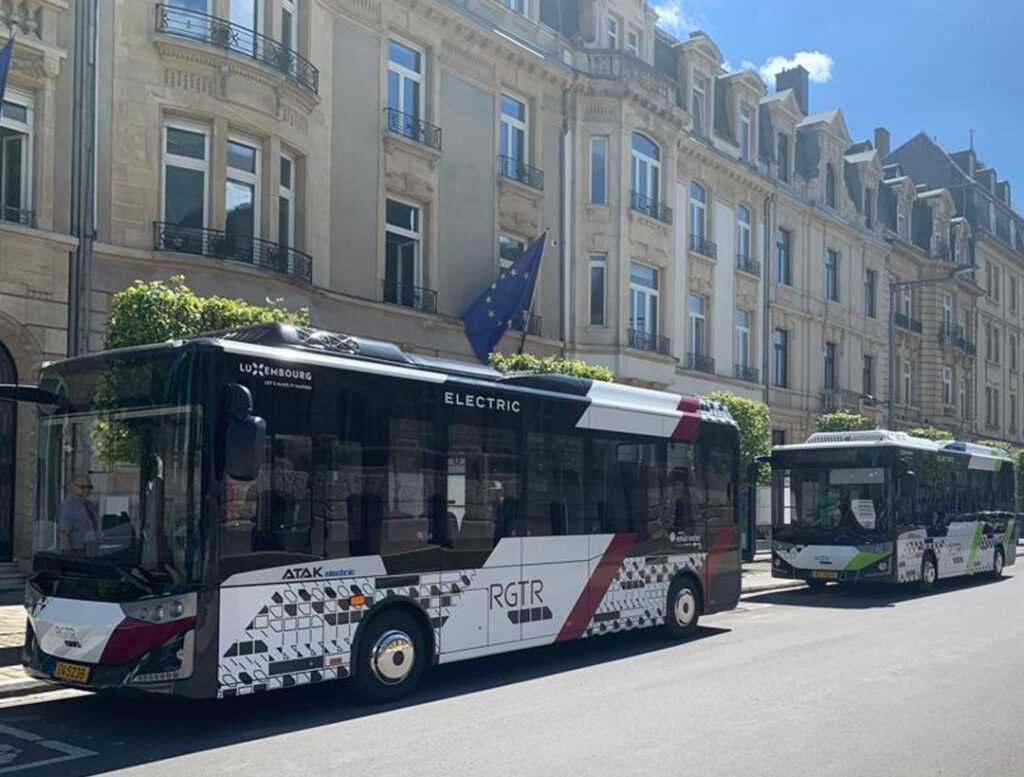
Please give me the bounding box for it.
[462,231,547,364]
[0,36,13,109]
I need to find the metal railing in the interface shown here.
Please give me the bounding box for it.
[153,222,313,283]
[498,155,544,190]
[629,191,672,224]
[735,254,760,277]
[0,205,34,227]
[823,387,863,412]
[689,233,717,259]
[686,352,715,374]
[511,310,541,336]
[734,363,759,383]
[937,323,976,355]
[628,328,671,355]
[581,49,679,106]
[155,4,319,94]
[893,312,923,333]
[381,279,437,314]
[383,108,442,151]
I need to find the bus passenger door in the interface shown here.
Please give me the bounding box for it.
[699,427,741,610]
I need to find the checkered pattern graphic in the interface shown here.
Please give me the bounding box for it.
[218,570,477,698]
[582,554,705,637]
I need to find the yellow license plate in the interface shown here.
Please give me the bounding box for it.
[812,571,838,580]
[54,661,90,683]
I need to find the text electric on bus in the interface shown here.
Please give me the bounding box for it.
[3,324,743,701]
[766,430,1018,590]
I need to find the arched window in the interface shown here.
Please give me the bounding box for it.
[630,133,660,204]
[825,163,836,208]
[0,341,16,561]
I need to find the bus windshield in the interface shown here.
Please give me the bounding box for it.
[33,352,204,593]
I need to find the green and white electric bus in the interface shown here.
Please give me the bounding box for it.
[768,430,1018,590]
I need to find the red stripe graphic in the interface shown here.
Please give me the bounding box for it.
[555,533,636,642]
[701,525,738,609]
[672,395,701,440]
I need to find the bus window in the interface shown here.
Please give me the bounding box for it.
[667,442,697,534]
[586,437,629,533]
[616,441,665,541]
[699,427,737,527]
[521,433,585,536]
[381,414,439,555]
[445,425,520,556]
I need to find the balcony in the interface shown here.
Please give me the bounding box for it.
[383,108,442,152]
[689,234,717,259]
[381,279,437,314]
[938,322,976,356]
[580,49,679,107]
[685,352,715,374]
[823,387,863,413]
[736,254,760,277]
[155,4,319,95]
[498,155,544,190]
[153,222,312,284]
[0,205,34,228]
[511,310,541,337]
[629,191,672,224]
[628,328,671,356]
[893,312,923,334]
[735,363,759,383]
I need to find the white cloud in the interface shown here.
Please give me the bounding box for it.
[652,1,703,37]
[757,51,834,85]
[740,60,759,73]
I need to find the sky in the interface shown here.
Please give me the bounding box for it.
[652,0,1024,206]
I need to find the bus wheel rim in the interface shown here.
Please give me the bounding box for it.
[370,630,416,685]
[995,552,1003,574]
[924,561,935,584]
[674,589,696,627]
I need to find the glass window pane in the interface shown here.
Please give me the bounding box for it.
[387,70,401,111]
[1,102,27,124]
[386,199,418,232]
[279,157,292,190]
[590,261,605,325]
[2,134,23,209]
[630,261,656,289]
[278,196,291,246]
[501,95,525,121]
[166,127,206,160]
[225,179,255,236]
[591,138,606,204]
[388,40,420,73]
[632,132,658,159]
[164,165,205,228]
[227,140,257,174]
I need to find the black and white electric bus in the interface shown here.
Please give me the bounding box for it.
[768,430,1018,590]
[5,324,742,701]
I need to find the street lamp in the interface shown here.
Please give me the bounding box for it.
[887,264,975,430]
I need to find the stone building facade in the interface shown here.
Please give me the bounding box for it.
[0,0,1020,566]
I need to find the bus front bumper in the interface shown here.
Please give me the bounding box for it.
[771,543,895,584]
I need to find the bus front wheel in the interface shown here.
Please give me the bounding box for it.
[918,553,938,592]
[352,610,428,703]
[991,547,1005,579]
[664,576,701,639]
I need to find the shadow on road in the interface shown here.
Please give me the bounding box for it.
[744,572,1011,610]
[1,624,729,776]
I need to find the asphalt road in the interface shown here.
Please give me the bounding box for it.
[1,570,1022,777]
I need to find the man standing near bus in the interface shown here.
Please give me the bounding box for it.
[58,474,99,554]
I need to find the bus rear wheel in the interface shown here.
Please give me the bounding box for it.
[352,610,427,703]
[918,553,938,592]
[664,576,701,639]
[991,547,1005,579]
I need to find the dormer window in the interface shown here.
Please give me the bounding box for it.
[626,29,640,57]
[691,76,706,136]
[776,133,789,182]
[1012,220,1017,249]
[825,163,836,208]
[739,106,751,161]
[864,188,874,230]
[605,17,618,49]
[897,199,905,238]
[989,201,996,232]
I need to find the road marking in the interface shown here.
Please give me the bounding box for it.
[0,724,96,774]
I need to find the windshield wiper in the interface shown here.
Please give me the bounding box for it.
[35,552,155,596]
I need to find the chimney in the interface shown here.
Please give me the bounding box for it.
[775,66,808,115]
[874,127,890,159]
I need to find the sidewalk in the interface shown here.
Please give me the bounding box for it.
[0,556,802,700]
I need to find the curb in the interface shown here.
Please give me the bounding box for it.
[0,677,53,700]
[741,581,807,596]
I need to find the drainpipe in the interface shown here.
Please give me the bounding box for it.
[762,193,774,406]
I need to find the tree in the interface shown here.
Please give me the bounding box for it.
[905,426,954,442]
[488,352,613,382]
[104,276,309,350]
[814,411,876,433]
[704,391,771,485]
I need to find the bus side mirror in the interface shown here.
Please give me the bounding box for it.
[223,384,266,482]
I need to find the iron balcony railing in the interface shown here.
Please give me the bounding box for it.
[153,222,313,283]
[629,191,672,224]
[581,49,679,106]
[893,312,923,333]
[736,254,761,277]
[823,387,863,412]
[511,310,541,336]
[628,328,671,356]
[383,108,442,151]
[689,233,717,259]
[0,205,34,227]
[382,279,437,314]
[155,4,319,95]
[498,155,544,190]
[686,352,715,374]
[735,363,759,383]
[938,322,965,346]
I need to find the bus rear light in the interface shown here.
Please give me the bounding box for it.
[100,616,197,665]
[349,595,366,607]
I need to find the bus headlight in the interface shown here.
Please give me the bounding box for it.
[878,561,888,572]
[122,594,196,624]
